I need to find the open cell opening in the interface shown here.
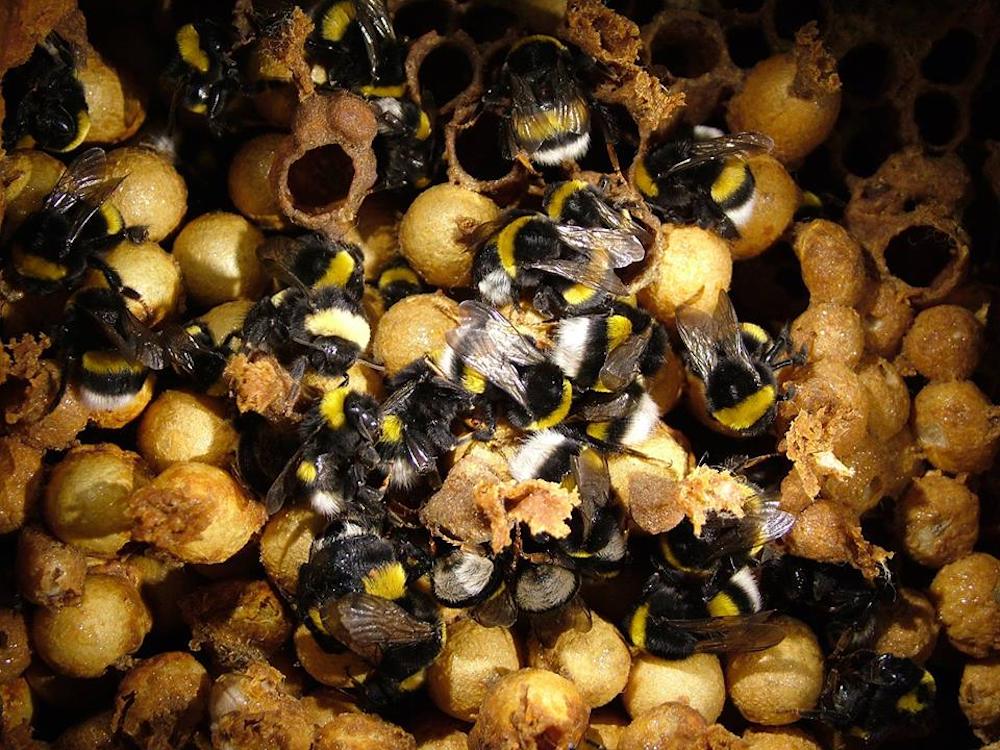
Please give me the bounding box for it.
[843,105,900,177]
[393,0,452,40]
[458,4,517,43]
[773,0,824,40]
[287,144,355,212]
[884,225,957,289]
[649,20,722,79]
[922,28,978,85]
[456,111,512,181]
[726,25,770,69]
[418,43,474,109]
[838,43,893,100]
[914,90,960,147]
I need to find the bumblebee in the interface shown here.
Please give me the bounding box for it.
[658,492,795,576]
[764,555,896,653]
[446,301,573,432]
[470,211,643,312]
[806,652,935,744]
[635,127,773,239]
[165,21,242,132]
[676,290,801,437]
[623,567,783,660]
[370,95,437,191]
[489,35,591,166]
[376,360,477,489]
[5,148,147,295]
[298,522,443,699]
[266,385,383,517]
[307,0,404,94]
[569,381,660,451]
[257,233,365,301]
[375,258,424,309]
[551,301,670,393]
[1,33,89,153]
[543,179,650,243]
[54,286,169,411]
[161,303,249,394]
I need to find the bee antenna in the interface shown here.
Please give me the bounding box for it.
[356,356,386,372]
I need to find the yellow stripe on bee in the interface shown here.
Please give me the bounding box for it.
[515,100,588,142]
[303,308,371,348]
[528,379,573,431]
[184,323,203,336]
[713,385,775,432]
[378,266,420,289]
[739,322,770,347]
[896,672,935,714]
[606,315,633,350]
[585,421,610,442]
[546,180,588,220]
[510,34,566,53]
[362,562,407,601]
[296,460,318,484]
[54,110,91,153]
[415,110,432,141]
[11,246,68,281]
[321,0,356,42]
[497,215,534,278]
[358,84,407,98]
[659,537,696,574]
[628,602,649,648]
[308,606,329,636]
[381,413,403,444]
[711,158,750,204]
[634,159,659,198]
[562,283,597,306]
[707,591,740,618]
[176,24,210,74]
[461,366,488,395]
[81,350,144,375]
[398,669,427,693]
[99,203,123,235]
[319,386,349,429]
[316,250,356,289]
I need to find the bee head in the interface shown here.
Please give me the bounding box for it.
[345,392,380,440]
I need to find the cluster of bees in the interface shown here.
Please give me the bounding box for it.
[0,0,943,745]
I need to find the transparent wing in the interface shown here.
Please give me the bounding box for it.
[472,584,518,628]
[529,249,628,297]
[80,296,166,371]
[355,0,397,80]
[664,132,774,176]
[325,592,437,665]
[678,612,786,654]
[675,291,748,381]
[599,325,652,392]
[568,388,635,423]
[44,148,113,213]
[704,499,795,563]
[447,325,530,408]
[453,300,544,366]
[553,223,645,268]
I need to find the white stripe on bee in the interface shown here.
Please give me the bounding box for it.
[444,553,495,601]
[552,316,595,378]
[728,566,764,613]
[532,132,591,166]
[693,125,725,140]
[510,429,574,481]
[620,391,659,447]
[478,268,513,305]
[310,489,346,518]
[80,388,141,412]
[724,191,758,230]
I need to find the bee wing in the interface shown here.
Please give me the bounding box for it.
[702,502,796,564]
[664,132,774,176]
[326,592,438,665]
[513,562,580,614]
[552,224,645,268]
[473,584,518,628]
[355,0,397,80]
[263,441,309,514]
[256,236,312,291]
[379,378,439,476]
[676,291,748,379]
[677,612,786,654]
[159,324,222,377]
[529,251,628,297]
[431,549,499,607]
[599,325,653,392]
[454,300,544,366]
[80,295,166,371]
[44,148,113,213]
[572,446,610,512]
[447,326,530,408]
[568,389,634,422]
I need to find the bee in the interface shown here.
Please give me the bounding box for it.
[54,286,170,411]
[557,448,627,578]
[165,21,243,133]
[5,148,147,295]
[623,567,784,660]
[1,33,89,153]
[489,35,591,166]
[806,652,935,744]
[470,210,643,313]
[635,126,773,239]
[298,522,443,700]
[550,301,670,393]
[242,236,370,381]
[369,95,437,191]
[265,384,382,517]
[676,290,802,437]
[764,555,896,653]
[376,360,477,489]
[657,492,795,576]
[569,381,661,451]
[375,258,424,309]
[161,303,250,394]
[307,0,404,94]
[446,301,573,432]
[542,179,650,243]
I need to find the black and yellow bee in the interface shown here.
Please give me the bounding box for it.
[543,179,650,244]
[265,384,383,517]
[298,522,443,703]
[369,94,437,191]
[162,303,250,393]
[375,258,424,309]
[489,35,591,166]
[470,211,643,312]
[676,290,801,437]
[623,567,783,660]
[446,301,573,432]
[658,492,795,576]
[307,0,404,93]
[54,286,169,412]
[257,233,365,300]
[806,652,935,744]
[1,33,89,153]
[568,381,661,451]
[550,301,670,393]
[635,127,773,239]
[166,21,243,132]
[5,148,147,295]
